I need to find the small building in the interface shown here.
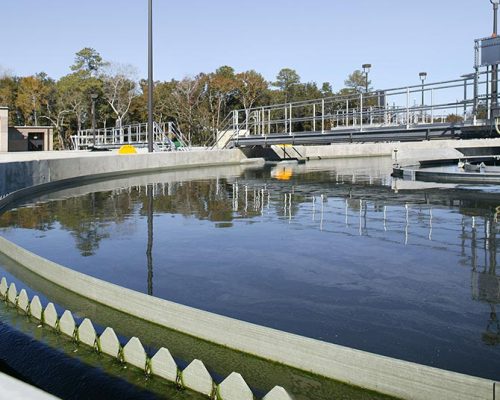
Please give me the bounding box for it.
[0,107,53,152]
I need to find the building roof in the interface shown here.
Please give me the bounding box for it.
[11,126,54,130]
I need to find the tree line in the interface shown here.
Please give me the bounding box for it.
[0,48,369,148]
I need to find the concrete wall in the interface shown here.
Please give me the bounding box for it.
[0,149,252,198]
[0,107,8,152]
[271,138,500,165]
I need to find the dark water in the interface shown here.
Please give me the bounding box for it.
[0,158,499,381]
[0,299,201,400]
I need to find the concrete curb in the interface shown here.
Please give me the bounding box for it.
[0,371,60,400]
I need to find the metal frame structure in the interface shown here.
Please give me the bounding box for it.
[212,71,496,148]
[72,122,190,151]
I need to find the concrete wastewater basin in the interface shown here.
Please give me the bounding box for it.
[0,151,499,399]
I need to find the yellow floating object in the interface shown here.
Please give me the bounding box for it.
[118,145,137,155]
[274,167,293,181]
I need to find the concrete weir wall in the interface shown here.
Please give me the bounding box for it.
[0,147,500,399]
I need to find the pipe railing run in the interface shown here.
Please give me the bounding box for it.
[212,72,493,148]
[72,122,191,151]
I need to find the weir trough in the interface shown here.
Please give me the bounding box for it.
[0,275,292,400]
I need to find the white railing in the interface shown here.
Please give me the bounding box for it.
[212,71,492,148]
[72,122,191,151]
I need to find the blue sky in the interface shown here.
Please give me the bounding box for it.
[0,1,493,91]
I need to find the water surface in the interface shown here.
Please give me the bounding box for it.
[1,158,499,381]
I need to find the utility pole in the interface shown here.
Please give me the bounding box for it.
[148,0,154,152]
[491,0,499,116]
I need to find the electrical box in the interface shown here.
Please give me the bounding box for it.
[479,36,500,66]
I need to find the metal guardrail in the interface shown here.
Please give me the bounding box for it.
[213,71,494,148]
[72,122,190,151]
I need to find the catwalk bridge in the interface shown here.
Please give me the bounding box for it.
[213,69,498,149]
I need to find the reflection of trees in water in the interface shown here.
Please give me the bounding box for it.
[0,180,243,255]
[0,190,134,256]
[0,177,498,267]
[145,180,234,222]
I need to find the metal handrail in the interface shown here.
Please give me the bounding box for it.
[208,72,492,148]
[72,121,191,151]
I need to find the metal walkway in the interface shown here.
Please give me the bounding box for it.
[72,121,190,151]
[213,71,497,149]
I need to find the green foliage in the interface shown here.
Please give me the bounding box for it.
[71,47,106,76]
[344,69,371,93]
[274,68,301,102]
[3,47,366,146]
[0,75,19,125]
[446,114,464,124]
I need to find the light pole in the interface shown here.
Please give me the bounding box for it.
[148,0,154,153]
[419,72,427,121]
[491,0,499,116]
[91,93,98,148]
[362,63,371,93]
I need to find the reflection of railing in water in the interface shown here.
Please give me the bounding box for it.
[471,213,499,345]
[227,181,498,254]
[229,180,500,347]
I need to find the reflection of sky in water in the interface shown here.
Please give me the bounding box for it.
[0,158,499,380]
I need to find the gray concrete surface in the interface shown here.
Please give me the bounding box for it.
[0,273,292,400]
[99,327,121,358]
[0,371,60,400]
[0,148,256,197]
[123,337,147,371]
[182,359,213,397]
[218,372,253,400]
[0,108,8,153]
[273,138,500,165]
